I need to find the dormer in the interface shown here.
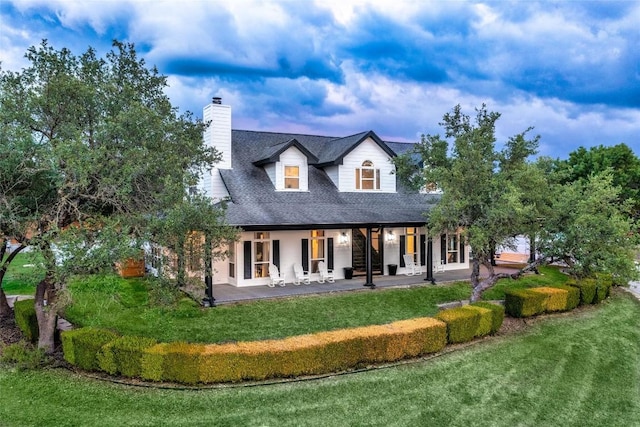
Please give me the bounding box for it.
[253,139,318,191]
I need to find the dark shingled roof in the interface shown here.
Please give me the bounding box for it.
[221,130,437,229]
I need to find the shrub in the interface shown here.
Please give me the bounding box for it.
[469,302,505,334]
[13,299,38,343]
[553,285,580,311]
[567,278,597,305]
[0,341,46,370]
[529,287,568,312]
[141,317,447,384]
[435,307,480,343]
[504,289,547,318]
[594,274,612,303]
[98,335,158,377]
[61,328,119,371]
[459,305,492,337]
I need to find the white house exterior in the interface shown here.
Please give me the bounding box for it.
[200,98,470,287]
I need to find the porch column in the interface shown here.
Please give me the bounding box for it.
[424,235,435,284]
[363,227,375,288]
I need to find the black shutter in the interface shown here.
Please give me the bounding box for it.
[420,234,426,266]
[460,238,465,263]
[243,241,252,279]
[273,240,280,269]
[302,239,309,272]
[399,235,406,267]
[327,238,334,270]
[441,234,447,264]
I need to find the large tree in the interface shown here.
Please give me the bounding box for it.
[0,40,223,352]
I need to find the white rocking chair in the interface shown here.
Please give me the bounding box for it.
[317,261,335,283]
[403,254,422,276]
[434,260,445,273]
[268,264,286,287]
[293,264,310,285]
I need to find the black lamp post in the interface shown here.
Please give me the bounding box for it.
[202,233,216,307]
[424,235,435,284]
[363,227,376,288]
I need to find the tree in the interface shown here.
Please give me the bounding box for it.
[555,143,640,218]
[395,104,543,301]
[0,40,223,352]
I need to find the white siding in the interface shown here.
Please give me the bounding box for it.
[264,163,276,187]
[201,102,232,200]
[338,138,396,192]
[324,165,339,187]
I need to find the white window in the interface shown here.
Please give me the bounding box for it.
[405,227,418,263]
[355,160,380,190]
[253,232,270,278]
[284,165,300,189]
[228,244,235,279]
[447,234,458,263]
[310,230,325,273]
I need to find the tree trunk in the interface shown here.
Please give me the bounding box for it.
[0,287,11,318]
[34,275,58,354]
[0,243,26,318]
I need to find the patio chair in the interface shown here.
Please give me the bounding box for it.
[434,260,445,273]
[268,264,286,287]
[317,261,335,283]
[293,263,311,285]
[403,254,422,276]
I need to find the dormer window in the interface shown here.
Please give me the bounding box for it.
[356,160,380,190]
[284,165,300,189]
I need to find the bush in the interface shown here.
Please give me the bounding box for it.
[141,317,447,384]
[98,335,158,377]
[13,299,38,343]
[529,287,569,312]
[61,328,119,371]
[459,305,492,337]
[0,341,46,370]
[504,289,547,318]
[470,302,505,334]
[553,285,580,311]
[567,278,597,305]
[435,307,480,343]
[594,274,612,303]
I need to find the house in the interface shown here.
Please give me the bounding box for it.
[200,97,470,287]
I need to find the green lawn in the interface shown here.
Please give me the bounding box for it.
[1,291,638,427]
[64,274,471,343]
[481,265,570,300]
[1,252,43,296]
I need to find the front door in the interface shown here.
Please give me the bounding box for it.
[351,228,382,276]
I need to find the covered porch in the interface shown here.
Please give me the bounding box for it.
[209,263,521,305]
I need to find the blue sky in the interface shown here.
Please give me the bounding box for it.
[1,0,638,159]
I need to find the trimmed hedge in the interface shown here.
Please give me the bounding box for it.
[567,278,597,305]
[529,287,569,312]
[98,335,158,377]
[469,302,505,334]
[594,274,612,303]
[435,307,480,344]
[460,305,493,337]
[553,285,580,311]
[61,328,119,370]
[142,317,447,384]
[13,299,38,343]
[504,289,547,318]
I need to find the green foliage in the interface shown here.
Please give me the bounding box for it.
[482,266,568,300]
[553,284,581,310]
[61,328,119,371]
[0,341,47,370]
[460,305,493,337]
[567,278,597,305]
[504,289,547,318]
[470,301,505,334]
[97,335,158,377]
[435,306,480,343]
[13,299,38,343]
[148,278,183,307]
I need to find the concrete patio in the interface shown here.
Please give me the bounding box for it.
[210,264,522,305]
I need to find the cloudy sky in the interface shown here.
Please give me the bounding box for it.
[1,0,639,158]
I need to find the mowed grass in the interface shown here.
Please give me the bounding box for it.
[2,292,638,427]
[0,252,43,296]
[482,265,570,300]
[64,275,471,343]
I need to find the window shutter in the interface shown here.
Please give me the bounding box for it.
[355,169,360,190]
[243,241,252,279]
[327,237,334,270]
[399,235,406,267]
[376,169,380,189]
[420,234,426,266]
[273,240,280,269]
[441,234,447,264]
[302,239,309,272]
[460,239,465,263]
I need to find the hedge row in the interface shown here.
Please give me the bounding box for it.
[435,302,504,344]
[13,299,38,343]
[62,317,447,384]
[505,277,611,318]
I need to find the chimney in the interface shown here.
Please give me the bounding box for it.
[199,96,232,200]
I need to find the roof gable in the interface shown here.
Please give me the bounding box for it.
[252,138,319,166]
[316,130,396,167]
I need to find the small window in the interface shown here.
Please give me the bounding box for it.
[254,232,270,278]
[356,160,380,190]
[284,165,299,189]
[228,244,235,279]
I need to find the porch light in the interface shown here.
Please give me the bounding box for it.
[339,232,350,245]
[385,230,396,243]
